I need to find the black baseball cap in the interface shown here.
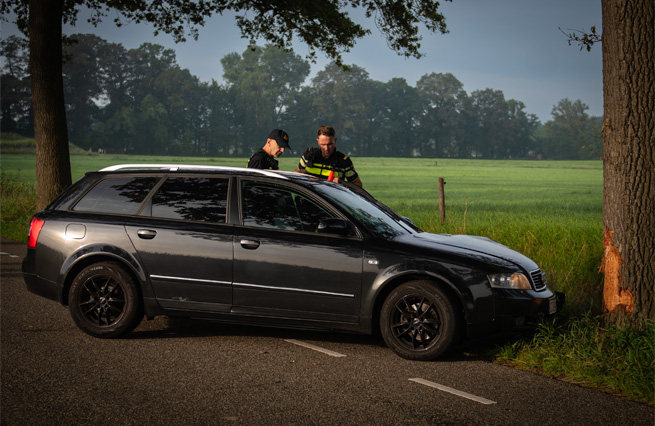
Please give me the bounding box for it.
[268,129,290,149]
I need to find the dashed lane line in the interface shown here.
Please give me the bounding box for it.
[284,339,347,358]
[409,378,497,405]
[283,342,497,404]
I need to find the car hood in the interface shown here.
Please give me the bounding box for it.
[410,232,539,272]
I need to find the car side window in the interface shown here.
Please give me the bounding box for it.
[73,176,160,214]
[241,181,333,232]
[150,177,229,223]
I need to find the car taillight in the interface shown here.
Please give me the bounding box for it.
[27,217,45,249]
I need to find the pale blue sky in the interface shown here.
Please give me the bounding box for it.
[2,1,603,122]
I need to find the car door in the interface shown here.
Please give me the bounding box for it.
[125,175,233,313]
[232,179,363,323]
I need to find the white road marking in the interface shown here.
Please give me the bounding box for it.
[284,339,347,358]
[409,378,497,405]
[0,252,19,258]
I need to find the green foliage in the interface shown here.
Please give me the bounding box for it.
[2,34,600,160]
[537,99,602,160]
[221,44,311,156]
[1,0,449,69]
[0,37,32,135]
[497,315,654,403]
[415,73,468,157]
[310,63,372,149]
[0,170,36,241]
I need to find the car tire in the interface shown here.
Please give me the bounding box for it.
[69,261,143,338]
[380,280,460,361]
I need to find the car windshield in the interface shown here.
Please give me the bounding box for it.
[312,182,416,239]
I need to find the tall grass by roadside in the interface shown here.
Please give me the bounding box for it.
[0,171,36,241]
[496,315,654,403]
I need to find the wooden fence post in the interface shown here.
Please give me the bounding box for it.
[438,177,446,223]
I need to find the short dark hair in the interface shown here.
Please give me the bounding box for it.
[317,125,335,138]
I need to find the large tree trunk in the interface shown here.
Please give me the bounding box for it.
[29,0,71,210]
[600,0,654,325]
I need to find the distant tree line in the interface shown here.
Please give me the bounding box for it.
[1,34,602,160]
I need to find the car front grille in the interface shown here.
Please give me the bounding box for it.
[530,269,547,291]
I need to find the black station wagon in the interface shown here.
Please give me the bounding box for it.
[23,164,559,360]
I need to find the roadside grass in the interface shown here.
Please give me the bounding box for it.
[2,151,652,403]
[1,171,37,241]
[496,315,654,404]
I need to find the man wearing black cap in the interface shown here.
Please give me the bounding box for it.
[247,129,291,170]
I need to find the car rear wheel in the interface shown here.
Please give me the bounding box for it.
[69,262,142,338]
[380,280,460,361]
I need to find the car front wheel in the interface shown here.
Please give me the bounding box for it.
[380,280,460,361]
[69,262,142,338]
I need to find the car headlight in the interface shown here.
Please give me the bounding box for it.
[487,272,532,290]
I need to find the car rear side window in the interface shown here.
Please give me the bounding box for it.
[73,176,160,214]
[151,177,229,223]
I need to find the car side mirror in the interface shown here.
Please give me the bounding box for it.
[317,218,350,236]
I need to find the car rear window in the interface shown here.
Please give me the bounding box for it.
[73,176,160,214]
[151,177,229,223]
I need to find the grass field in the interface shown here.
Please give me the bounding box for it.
[2,153,653,404]
[1,153,604,314]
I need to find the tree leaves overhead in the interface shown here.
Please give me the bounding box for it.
[3,0,450,66]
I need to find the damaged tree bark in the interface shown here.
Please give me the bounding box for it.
[600,0,654,326]
[600,229,634,315]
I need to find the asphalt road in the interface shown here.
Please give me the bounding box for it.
[1,237,652,425]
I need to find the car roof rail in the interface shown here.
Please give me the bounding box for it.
[98,164,287,179]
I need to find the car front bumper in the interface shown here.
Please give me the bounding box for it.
[493,288,561,332]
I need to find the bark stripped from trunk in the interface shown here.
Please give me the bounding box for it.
[600,229,634,314]
[601,0,654,325]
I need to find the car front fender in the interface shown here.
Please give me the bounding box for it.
[361,253,496,331]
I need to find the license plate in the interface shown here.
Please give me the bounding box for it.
[549,297,557,314]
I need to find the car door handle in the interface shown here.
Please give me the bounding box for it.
[137,229,157,239]
[240,239,260,249]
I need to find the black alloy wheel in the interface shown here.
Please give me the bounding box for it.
[380,280,460,361]
[69,262,143,338]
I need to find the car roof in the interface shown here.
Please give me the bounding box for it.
[96,163,304,179]
[98,163,288,179]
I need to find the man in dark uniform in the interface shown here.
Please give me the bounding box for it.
[247,129,291,170]
[294,125,363,187]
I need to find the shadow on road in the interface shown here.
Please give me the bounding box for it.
[126,315,522,363]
